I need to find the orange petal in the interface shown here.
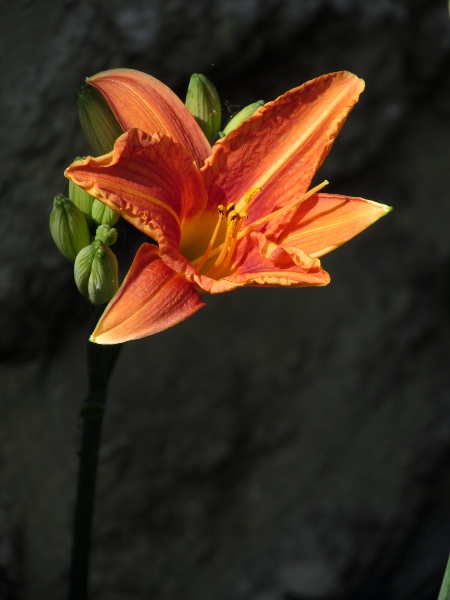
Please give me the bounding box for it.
[91,243,205,344]
[204,231,330,293]
[202,71,364,223]
[88,68,211,168]
[65,129,208,249]
[278,193,392,257]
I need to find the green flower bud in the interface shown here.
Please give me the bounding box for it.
[49,194,91,262]
[77,84,124,155]
[74,241,118,305]
[185,74,221,142]
[68,165,95,227]
[95,224,118,246]
[91,199,119,227]
[223,100,265,135]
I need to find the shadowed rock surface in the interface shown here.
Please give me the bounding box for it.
[1,0,450,598]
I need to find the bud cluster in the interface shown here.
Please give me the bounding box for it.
[50,177,120,306]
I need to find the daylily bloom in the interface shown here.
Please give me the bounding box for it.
[65,69,390,344]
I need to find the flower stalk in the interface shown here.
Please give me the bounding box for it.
[68,310,122,600]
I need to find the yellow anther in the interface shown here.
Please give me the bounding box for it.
[217,205,226,217]
[226,202,236,215]
[226,210,248,238]
[243,187,261,204]
[227,211,240,237]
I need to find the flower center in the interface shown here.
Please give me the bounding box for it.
[192,180,328,277]
[194,201,249,276]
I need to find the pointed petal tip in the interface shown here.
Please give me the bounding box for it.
[368,199,393,220]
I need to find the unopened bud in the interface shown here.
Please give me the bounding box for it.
[95,224,118,246]
[185,74,221,142]
[50,194,91,262]
[74,241,118,305]
[68,165,95,227]
[77,84,124,155]
[223,100,265,135]
[91,199,119,227]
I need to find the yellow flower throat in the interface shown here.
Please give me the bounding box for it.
[192,180,329,277]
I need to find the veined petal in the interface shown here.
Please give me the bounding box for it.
[91,244,205,344]
[202,231,330,293]
[65,129,208,249]
[88,68,211,168]
[202,72,364,224]
[278,193,392,258]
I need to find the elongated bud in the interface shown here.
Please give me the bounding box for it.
[49,194,91,262]
[74,241,118,305]
[95,224,118,246]
[68,162,95,227]
[77,84,124,155]
[185,74,221,142]
[91,199,119,227]
[222,100,265,135]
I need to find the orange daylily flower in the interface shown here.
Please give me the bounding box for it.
[65,68,390,344]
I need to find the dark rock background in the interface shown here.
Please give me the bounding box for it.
[2,0,450,598]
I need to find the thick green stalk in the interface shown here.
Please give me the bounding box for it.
[438,555,450,600]
[69,331,122,600]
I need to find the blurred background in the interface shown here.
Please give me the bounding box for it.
[2,0,450,598]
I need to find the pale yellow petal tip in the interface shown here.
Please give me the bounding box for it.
[89,332,110,345]
[89,330,122,345]
[384,205,393,214]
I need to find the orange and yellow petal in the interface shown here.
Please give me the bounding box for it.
[88,68,211,168]
[198,231,330,293]
[91,243,205,344]
[202,71,364,225]
[277,193,392,258]
[65,129,208,249]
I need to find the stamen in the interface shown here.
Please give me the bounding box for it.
[236,187,261,211]
[204,209,247,277]
[213,217,246,278]
[238,180,328,239]
[194,206,225,271]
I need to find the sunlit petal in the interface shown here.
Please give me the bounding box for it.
[278,193,392,257]
[91,244,205,344]
[65,129,208,248]
[89,68,211,167]
[202,72,364,225]
[202,231,330,293]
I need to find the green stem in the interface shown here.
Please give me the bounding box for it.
[438,554,450,600]
[69,327,122,600]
